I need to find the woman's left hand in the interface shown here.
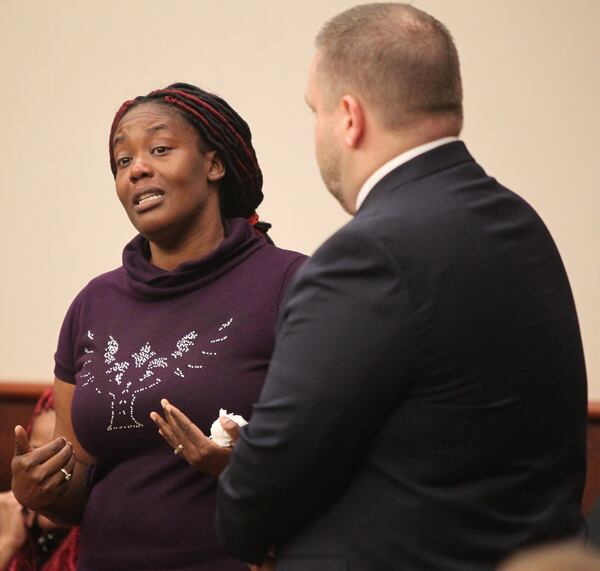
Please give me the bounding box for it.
[150,400,231,478]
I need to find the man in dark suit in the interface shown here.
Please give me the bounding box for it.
[217,4,587,570]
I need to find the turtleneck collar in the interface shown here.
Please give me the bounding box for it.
[122,218,266,298]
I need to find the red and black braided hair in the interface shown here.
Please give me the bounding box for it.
[109,82,271,234]
[25,388,54,436]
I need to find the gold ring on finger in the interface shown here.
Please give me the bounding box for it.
[173,444,184,455]
[60,468,72,481]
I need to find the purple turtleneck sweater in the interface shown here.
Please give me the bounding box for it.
[54,219,305,571]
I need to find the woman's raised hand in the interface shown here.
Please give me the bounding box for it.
[150,400,231,478]
[11,425,75,511]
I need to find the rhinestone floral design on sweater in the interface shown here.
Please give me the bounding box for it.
[80,318,233,431]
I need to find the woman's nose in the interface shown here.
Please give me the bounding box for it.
[129,156,153,182]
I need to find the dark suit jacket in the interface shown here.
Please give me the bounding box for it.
[217,142,587,571]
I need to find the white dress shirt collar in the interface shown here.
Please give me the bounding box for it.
[355,136,460,212]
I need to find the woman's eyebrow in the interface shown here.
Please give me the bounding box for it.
[147,123,170,134]
[113,123,172,148]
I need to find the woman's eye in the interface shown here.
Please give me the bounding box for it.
[152,146,170,155]
[116,157,131,168]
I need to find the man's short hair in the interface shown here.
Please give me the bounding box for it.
[316,3,463,129]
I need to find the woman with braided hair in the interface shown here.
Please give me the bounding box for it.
[1,388,79,571]
[11,83,305,570]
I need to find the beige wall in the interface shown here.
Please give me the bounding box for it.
[1,1,598,396]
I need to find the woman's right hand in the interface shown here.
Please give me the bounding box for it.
[11,425,76,512]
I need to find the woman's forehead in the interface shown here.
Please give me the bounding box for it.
[113,102,193,144]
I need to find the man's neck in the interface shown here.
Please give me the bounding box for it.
[354,136,460,212]
[346,118,461,213]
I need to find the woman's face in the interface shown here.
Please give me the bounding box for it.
[29,410,62,531]
[112,102,225,246]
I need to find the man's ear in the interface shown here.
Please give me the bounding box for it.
[207,151,226,182]
[340,94,365,149]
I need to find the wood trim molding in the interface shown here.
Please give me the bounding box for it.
[589,401,600,422]
[0,382,52,399]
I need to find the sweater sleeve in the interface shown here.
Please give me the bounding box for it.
[276,254,308,311]
[54,291,85,384]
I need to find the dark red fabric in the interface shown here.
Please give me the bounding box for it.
[7,528,79,571]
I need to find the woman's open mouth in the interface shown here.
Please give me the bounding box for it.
[133,189,165,212]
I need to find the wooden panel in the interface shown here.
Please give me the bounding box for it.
[0,382,51,491]
[584,403,600,515]
[589,402,600,422]
[0,382,52,399]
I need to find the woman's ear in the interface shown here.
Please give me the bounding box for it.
[207,151,226,182]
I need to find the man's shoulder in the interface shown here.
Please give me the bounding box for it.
[308,216,397,271]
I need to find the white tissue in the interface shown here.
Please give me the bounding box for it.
[209,408,248,447]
